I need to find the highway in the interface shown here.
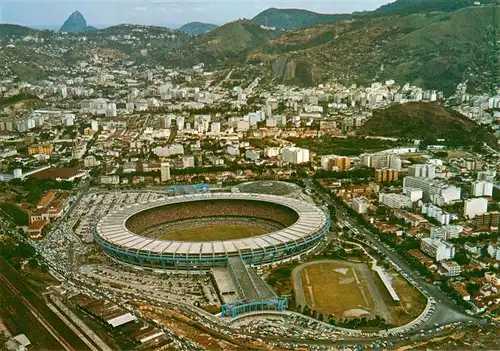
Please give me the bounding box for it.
[304,179,477,330]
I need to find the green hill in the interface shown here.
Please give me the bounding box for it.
[179,22,219,35]
[252,8,352,31]
[250,5,500,94]
[160,20,282,67]
[0,24,54,42]
[370,0,494,16]
[357,102,497,148]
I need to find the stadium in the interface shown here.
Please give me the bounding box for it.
[95,193,330,270]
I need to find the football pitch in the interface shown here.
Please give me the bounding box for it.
[298,261,376,319]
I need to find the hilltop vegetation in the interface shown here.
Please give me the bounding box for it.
[252,8,351,30]
[357,102,497,148]
[0,93,42,110]
[179,22,219,35]
[0,2,498,94]
[250,5,500,94]
[160,20,281,67]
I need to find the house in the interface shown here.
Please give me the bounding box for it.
[28,220,48,238]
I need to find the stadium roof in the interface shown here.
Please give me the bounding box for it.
[96,193,327,256]
[232,181,302,197]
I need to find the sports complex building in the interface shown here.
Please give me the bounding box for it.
[95,192,330,316]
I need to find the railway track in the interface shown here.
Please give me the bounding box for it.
[0,272,75,351]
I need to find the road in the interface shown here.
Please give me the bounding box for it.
[304,179,477,330]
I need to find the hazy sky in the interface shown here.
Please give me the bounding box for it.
[0,0,393,28]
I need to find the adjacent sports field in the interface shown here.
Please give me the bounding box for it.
[157,225,268,242]
[298,262,375,319]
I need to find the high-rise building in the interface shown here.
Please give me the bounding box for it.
[474,211,500,229]
[405,187,423,202]
[471,181,493,197]
[182,156,195,169]
[352,197,368,214]
[28,144,54,155]
[408,164,436,179]
[176,116,185,130]
[497,238,500,261]
[282,147,310,164]
[403,177,461,205]
[477,170,496,182]
[160,163,170,182]
[211,122,221,134]
[464,197,488,219]
[245,148,261,161]
[421,203,451,225]
[430,225,463,240]
[375,168,399,182]
[321,155,351,171]
[379,193,412,209]
[361,153,402,171]
[264,147,281,158]
[420,238,455,262]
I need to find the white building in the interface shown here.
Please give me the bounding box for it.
[62,114,74,126]
[153,144,184,157]
[408,164,436,179]
[464,197,488,219]
[210,122,221,134]
[237,120,250,132]
[352,197,368,214]
[245,148,260,161]
[440,260,462,276]
[421,203,451,225]
[106,102,117,117]
[471,181,493,197]
[405,187,423,202]
[176,116,185,130]
[91,120,99,132]
[160,163,170,182]
[420,238,455,262]
[379,193,412,209]
[84,156,99,167]
[403,176,461,205]
[282,147,310,164]
[477,170,496,182]
[264,147,281,158]
[100,174,120,185]
[361,153,402,171]
[430,225,463,240]
[182,156,195,169]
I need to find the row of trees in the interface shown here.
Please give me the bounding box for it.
[0,203,28,226]
[296,304,392,329]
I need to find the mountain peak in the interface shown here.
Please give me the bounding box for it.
[60,10,95,33]
[178,22,219,35]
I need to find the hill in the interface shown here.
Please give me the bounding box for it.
[370,0,488,16]
[160,20,282,67]
[357,102,497,148]
[252,8,352,31]
[179,22,218,35]
[0,93,42,110]
[0,24,54,43]
[249,5,500,94]
[59,11,96,33]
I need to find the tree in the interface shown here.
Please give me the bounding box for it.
[466,282,480,295]
[453,249,470,266]
[28,258,39,269]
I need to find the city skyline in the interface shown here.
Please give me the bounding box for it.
[0,0,393,28]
